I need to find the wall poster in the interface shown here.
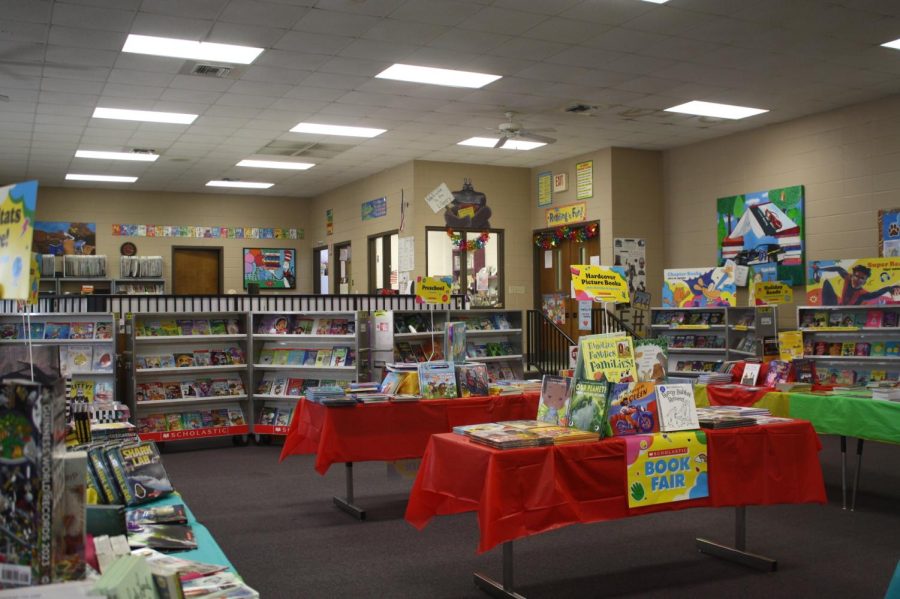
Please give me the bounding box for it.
[663,264,736,308]
[243,248,296,290]
[0,180,38,300]
[537,171,552,207]
[806,258,900,306]
[879,208,900,257]
[35,220,95,255]
[575,160,593,199]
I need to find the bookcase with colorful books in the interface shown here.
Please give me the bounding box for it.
[450,309,524,381]
[248,311,367,438]
[128,312,251,445]
[797,305,900,385]
[0,312,117,403]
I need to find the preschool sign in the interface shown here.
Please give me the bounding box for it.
[571,264,630,304]
[624,431,708,508]
[415,276,452,305]
[545,202,586,227]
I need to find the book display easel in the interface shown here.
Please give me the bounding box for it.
[128,312,251,445]
[249,311,368,440]
[650,306,776,376]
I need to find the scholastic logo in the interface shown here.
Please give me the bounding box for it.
[648,447,688,458]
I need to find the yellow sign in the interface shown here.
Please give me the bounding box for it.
[545,202,586,227]
[570,265,630,304]
[576,160,593,199]
[753,281,793,305]
[778,330,804,361]
[0,181,38,301]
[537,171,552,207]
[625,431,708,508]
[415,276,452,305]
[457,206,474,219]
[27,253,39,305]
[577,333,636,383]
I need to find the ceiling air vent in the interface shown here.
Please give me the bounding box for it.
[191,64,232,78]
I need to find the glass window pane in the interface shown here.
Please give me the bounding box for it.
[467,231,500,307]
[426,230,460,293]
[389,234,399,290]
[374,237,383,289]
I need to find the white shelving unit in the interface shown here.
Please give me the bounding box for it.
[797,304,900,385]
[128,312,251,445]
[248,311,369,439]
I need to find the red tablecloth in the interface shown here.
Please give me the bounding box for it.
[406,422,826,553]
[705,384,775,406]
[279,393,540,474]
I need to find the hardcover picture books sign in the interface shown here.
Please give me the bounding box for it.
[717,185,804,284]
[0,181,37,300]
[415,276,452,304]
[570,264,630,304]
[663,264,736,308]
[807,258,900,305]
[243,248,296,289]
[624,431,708,508]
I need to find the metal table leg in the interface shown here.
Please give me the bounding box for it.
[332,462,366,520]
[850,439,864,512]
[841,435,847,510]
[474,541,526,599]
[696,506,777,571]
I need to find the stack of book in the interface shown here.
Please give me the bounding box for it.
[126,504,196,551]
[696,372,733,384]
[870,384,900,402]
[306,386,354,406]
[696,405,787,429]
[454,419,599,449]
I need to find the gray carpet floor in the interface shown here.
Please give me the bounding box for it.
[160,434,899,598]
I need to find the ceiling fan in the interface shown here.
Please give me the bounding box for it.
[490,111,556,148]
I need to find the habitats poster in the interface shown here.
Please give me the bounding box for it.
[0,180,38,300]
[33,220,95,255]
[806,258,900,306]
[717,185,804,284]
[243,248,296,289]
[662,264,736,307]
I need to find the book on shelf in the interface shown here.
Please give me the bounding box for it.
[292,316,315,334]
[174,352,195,368]
[182,412,204,429]
[258,315,290,334]
[64,346,93,373]
[127,524,197,551]
[740,362,761,386]
[258,406,278,425]
[536,374,572,426]
[44,322,71,340]
[608,382,659,436]
[209,319,227,335]
[764,360,791,386]
[634,338,668,383]
[883,311,899,327]
[163,383,182,400]
[656,383,700,432]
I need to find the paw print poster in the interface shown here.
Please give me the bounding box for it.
[879,208,900,257]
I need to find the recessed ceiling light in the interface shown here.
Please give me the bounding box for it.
[93,107,198,125]
[206,180,274,189]
[75,150,158,162]
[237,159,315,170]
[66,174,138,183]
[457,137,546,150]
[122,34,263,64]
[664,100,768,120]
[641,0,670,4]
[882,37,900,50]
[290,122,386,138]
[375,63,501,89]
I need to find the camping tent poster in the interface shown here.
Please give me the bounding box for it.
[662,264,736,307]
[243,248,296,289]
[806,258,900,306]
[717,185,804,284]
[0,180,38,300]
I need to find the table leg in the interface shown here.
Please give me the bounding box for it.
[841,435,847,510]
[850,439,864,512]
[696,506,777,571]
[474,541,526,599]
[332,462,366,520]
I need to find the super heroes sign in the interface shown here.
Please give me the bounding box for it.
[624,431,708,508]
[415,276,452,304]
[571,264,630,304]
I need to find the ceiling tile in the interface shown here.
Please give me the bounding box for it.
[48,25,126,50]
[2,0,52,23]
[274,30,353,55]
[457,6,547,36]
[522,18,605,44]
[292,8,381,36]
[220,0,310,28]
[139,0,230,19]
[50,3,136,32]
[386,0,479,26]
[363,18,449,46]
[129,12,214,39]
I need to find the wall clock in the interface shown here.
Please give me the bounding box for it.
[120,242,137,256]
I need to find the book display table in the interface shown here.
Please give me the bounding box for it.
[698,384,900,509]
[279,393,540,519]
[406,422,826,599]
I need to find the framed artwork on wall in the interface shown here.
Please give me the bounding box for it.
[243,248,296,290]
[878,208,900,257]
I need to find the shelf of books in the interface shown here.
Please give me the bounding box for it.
[0,312,117,403]
[649,307,772,376]
[113,278,165,294]
[797,305,900,385]
[129,312,251,444]
[249,311,368,436]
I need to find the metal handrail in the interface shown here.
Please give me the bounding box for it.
[526,310,575,376]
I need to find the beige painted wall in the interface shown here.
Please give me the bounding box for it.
[36,187,309,293]
[663,94,900,327]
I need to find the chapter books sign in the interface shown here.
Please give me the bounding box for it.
[717,185,804,284]
[0,181,38,300]
[624,431,708,508]
[243,248,296,290]
[663,264,736,308]
[807,258,900,305]
[570,265,630,303]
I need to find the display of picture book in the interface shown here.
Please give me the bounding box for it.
[255,404,295,430]
[135,376,246,402]
[135,346,246,370]
[135,406,247,441]
[136,317,242,337]
[255,343,354,369]
[254,314,354,336]
[395,338,444,363]
[454,420,597,449]
[0,318,114,341]
[651,309,725,326]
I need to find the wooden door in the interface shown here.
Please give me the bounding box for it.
[535,227,601,341]
[172,247,222,295]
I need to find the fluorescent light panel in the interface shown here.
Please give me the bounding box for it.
[92,107,198,124]
[664,100,768,120]
[206,180,273,189]
[641,0,670,4]
[882,37,900,50]
[122,34,263,64]
[75,150,158,162]
[375,63,501,89]
[290,122,385,138]
[66,174,137,183]
[457,137,546,150]
[237,159,314,170]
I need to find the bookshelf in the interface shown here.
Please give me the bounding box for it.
[649,306,777,376]
[248,311,369,440]
[128,312,251,445]
[797,304,900,385]
[112,279,165,295]
[0,312,117,404]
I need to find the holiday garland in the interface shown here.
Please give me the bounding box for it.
[446,229,490,251]
[534,223,599,249]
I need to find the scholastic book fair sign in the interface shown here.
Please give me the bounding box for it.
[0,180,38,300]
[807,258,900,305]
[415,276,452,305]
[570,264,630,304]
[624,431,709,508]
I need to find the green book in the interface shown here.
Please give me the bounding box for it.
[566,379,611,436]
